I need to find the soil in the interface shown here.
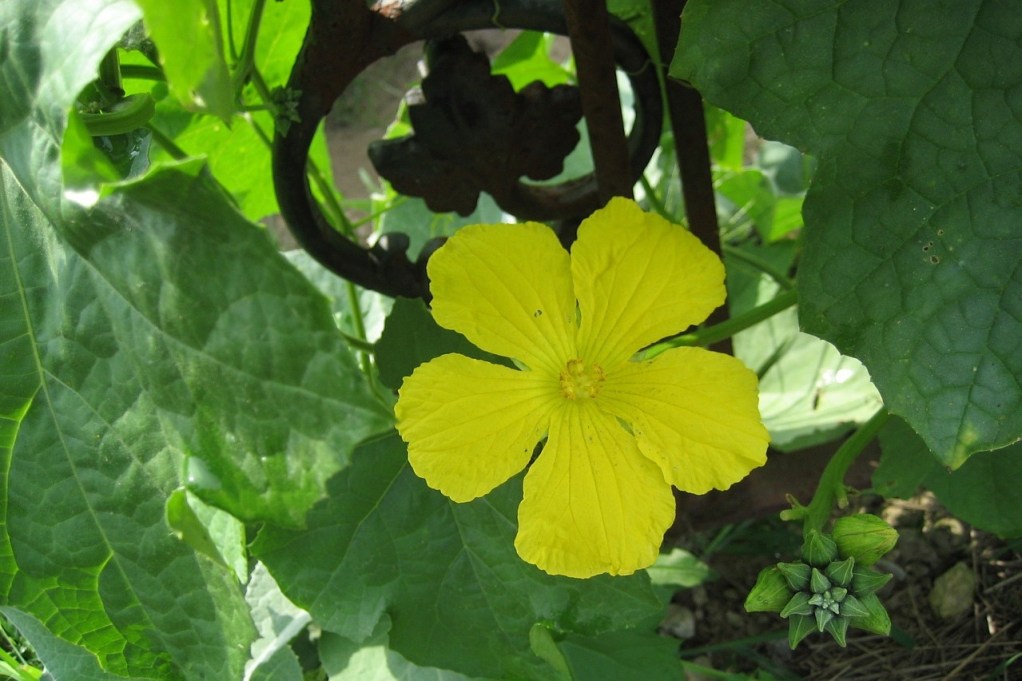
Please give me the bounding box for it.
[666,494,1022,680]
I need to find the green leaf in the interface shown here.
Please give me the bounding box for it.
[148,0,334,222]
[134,0,234,121]
[0,610,129,681]
[220,0,310,90]
[875,417,1022,538]
[320,623,482,681]
[252,433,664,681]
[645,548,712,589]
[553,627,682,681]
[375,297,509,391]
[285,250,393,343]
[492,32,573,90]
[674,0,1022,466]
[727,245,883,451]
[373,189,505,262]
[245,562,310,681]
[2,163,257,679]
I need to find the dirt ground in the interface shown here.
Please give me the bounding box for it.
[669,494,1021,680]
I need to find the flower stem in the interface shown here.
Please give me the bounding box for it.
[646,288,797,355]
[788,408,890,537]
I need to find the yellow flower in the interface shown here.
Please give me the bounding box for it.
[395,198,769,578]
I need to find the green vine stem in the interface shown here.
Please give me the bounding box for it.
[644,287,798,357]
[783,408,890,536]
[231,0,267,95]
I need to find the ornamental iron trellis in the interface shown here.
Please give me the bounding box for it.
[271,0,715,299]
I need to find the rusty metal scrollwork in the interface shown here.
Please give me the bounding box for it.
[272,0,662,298]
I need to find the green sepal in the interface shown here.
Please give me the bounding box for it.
[780,591,813,618]
[776,562,811,591]
[788,614,816,649]
[825,556,855,587]
[838,594,870,619]
[829,587,848,603]
[814,606,834,632]
[745,566,794,613]
[851,566,893,596]
[810,567,831,594]
[849,592,891,636]
[832,514,898,565]
[825,616,849,647]
[802,530,838,566]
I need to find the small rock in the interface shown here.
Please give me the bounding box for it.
[929,561,975,619]
[659,604,696,640]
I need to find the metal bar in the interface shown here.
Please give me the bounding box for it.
[653,0,732,353]
[653,0,721,258]
[562,0,633,202]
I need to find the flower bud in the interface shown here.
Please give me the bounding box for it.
[832,514,898,565]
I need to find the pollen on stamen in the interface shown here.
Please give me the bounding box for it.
[559,359,606,399]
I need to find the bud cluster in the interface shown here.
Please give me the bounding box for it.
[745,514,898,648]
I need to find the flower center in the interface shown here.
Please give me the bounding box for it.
[559,359,606,400]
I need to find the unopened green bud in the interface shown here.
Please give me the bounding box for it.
[788,613,816,649]
[745,566,793,613]
[777,562,811,591]
[802,530,838,566]
[851,566,893,595]
[848,592,891,636]
[825,556,855,587]
[810,567,831,594]
[832,514,898,565]
[814,606,835,631]
[780,591,814,618]
[838,593,870,619]
[825,615,849,647]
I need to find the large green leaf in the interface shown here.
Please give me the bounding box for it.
[320,624,481,681]
[545,627,682,681]
[252,433,665,681]
[63,163,391,526]
[875,418,1022,538]
[1,164,255,679]
[673,0,1022,467]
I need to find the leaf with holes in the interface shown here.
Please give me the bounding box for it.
[674,0,1022,467]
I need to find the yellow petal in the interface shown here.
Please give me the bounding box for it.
[396,354,559,502]
[599,347,769,494]
[571,197,726,366]
[514,404,675,578]
[428,223,576,375]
